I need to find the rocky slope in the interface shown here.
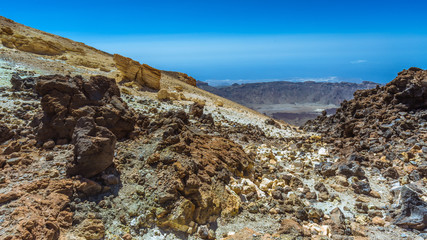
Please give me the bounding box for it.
[0,16,426,240]
[198,81,379,126]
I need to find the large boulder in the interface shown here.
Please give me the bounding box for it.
[151,124,254,232]
[35,74,136,143]
[33,74,137,177]
[393,185,427,230]
[113,54,161,90]
[67,117,116,178]
[0,124,13,144]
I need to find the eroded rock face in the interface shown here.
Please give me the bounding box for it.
[305,67,427,139]
[162,71,197,87]
[2,179,76,240]
[67,117,116,178]
[113,54,161,90]
[394,185,427,230]
[0,124,13,144]
[146,111,254,232]
[1,30,65,56]
[33,74,137,177]
[10,74,38,91]
[35,74,136,143]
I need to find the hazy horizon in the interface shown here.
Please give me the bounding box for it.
[2,0,427,85]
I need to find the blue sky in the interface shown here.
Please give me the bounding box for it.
[2,0,427,85]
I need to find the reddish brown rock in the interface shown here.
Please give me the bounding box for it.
[0,191,23,204]
[35,74,136,142]
[0,124,13,144]
[276,219,304,235]
[67,117,116,177]
[154,128,254,232]
[4,179,75,240]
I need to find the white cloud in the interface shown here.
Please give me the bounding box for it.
[205,76,342,86]
[350,59,367,64]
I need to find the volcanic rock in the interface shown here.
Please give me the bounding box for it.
[190,102,205,118]
[393,185,427,230]
[337,162,365,178]
[67,117,116,178]
[34,74,136,142]
[0,124,13,144]
[10,73,38,91]
[154,131,254,232]
[304,68,427,161]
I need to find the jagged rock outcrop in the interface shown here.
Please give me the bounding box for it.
[163,71,197,87]
[10,73,37,91]
[67,117,116,178]
[304,67,427,230]
[113,54,161,90]
[0,124,13,144]
[304,67,427,150]
[33,74,137,177]
[35,74,136,143]
[144,110,254,233]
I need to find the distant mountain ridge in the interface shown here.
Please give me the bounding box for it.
[197,80,380,125]
[197,80,379,106]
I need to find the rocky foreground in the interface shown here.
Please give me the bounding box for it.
[0,68,425,240]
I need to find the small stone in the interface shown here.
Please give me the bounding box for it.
[6,157,21,166]
[79,179,102,196]
[370,190,381,198]
[102,174,119,185]
[372,216,385,226]
[49,169,60,178]
[336,175,349,186]
[198,225,209,239]
[43,140,55,149]
[0,175,6,184]
[46,153,54,161]
[122,233,132,240]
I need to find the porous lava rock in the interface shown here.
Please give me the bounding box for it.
[35,74,136,143]
[2,179,76,239]
[304,67,427,180]
[67,117,116,178]
[10,73,38,91]
[393,185,427,230]
[0,124,13,144]
[148,114,254,232]
[305,67,427,139]
[33,74,137,177]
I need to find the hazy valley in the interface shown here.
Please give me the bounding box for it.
[198,81,379,125]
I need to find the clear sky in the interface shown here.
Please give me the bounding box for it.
[2,0,427,85]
